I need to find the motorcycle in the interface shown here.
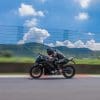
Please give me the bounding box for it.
[30,53,76,79]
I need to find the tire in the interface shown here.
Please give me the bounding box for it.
[30,66,43,79]
[62,65,75,79]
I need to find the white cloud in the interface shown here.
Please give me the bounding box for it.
[37,11,44,17]
[18,40,24,44]
[63,40,75,48]
[24,18,38,27]
[85,39,100,51]
[75,0,91,9]
[39,0,46,3]
[45,39,100,51]
[87,32,95,36]
[18,3,49,45]
[18,3,44,17]
[92,43,100,51]
[46,40,75,48]
[75,12,89,21]
[86,39,95,50]
[18,27,50,44]
[74,40,85,48]
[55,41,65,46]
[54,40,85,48]
[45,43,54,47]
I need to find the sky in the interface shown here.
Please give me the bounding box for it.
[0,0,100,50]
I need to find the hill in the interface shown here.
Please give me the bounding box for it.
[0,42,99,58]
[54,46,94,58]
[0,43,48,58]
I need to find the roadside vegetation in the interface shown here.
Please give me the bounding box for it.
[75,58,100,65]
[0,57,35,63]
[0,57,100,65]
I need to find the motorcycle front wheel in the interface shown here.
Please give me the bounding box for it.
[30,66,43,79]
[62,65,75,79]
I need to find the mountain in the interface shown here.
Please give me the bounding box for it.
[0,42,99,58]
[54,46,94,58]
[0,43,49,58]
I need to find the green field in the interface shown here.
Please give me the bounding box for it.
[75,59,100,65]
[0,57,100,65]
[0,57,35,63]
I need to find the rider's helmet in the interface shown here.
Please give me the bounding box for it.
[47,48,55,56]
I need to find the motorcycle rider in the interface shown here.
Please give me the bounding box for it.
[47,48,65,72]
[47,48,65,60]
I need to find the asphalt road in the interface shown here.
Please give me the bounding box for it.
[0,75,100,100]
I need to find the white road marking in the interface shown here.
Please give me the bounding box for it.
[0,74,100,78]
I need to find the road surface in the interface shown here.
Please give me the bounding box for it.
[0,75,100,100]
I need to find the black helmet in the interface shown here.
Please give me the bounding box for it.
[47,48,54,55]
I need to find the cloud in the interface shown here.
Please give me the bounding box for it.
[45,39,100,51]
[24,18,38,27]
[63,40,75,48]
[85,39,100,51]
[18,3,49,45]
[86,39,95,49]
[55,40,75,48]
[46,40,75,48]
[18,3,44,17]
[55,41,65,46]
[74,40,85,48]
[87,32,95,36]
[55,40,85,48]
[75,0,91,9]
[39,0,46,3]
[92,43,100,51]
[45,43,54,47]
[75,12,89,21]
[18,27,50,44]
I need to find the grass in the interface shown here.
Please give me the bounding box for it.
[0,57,35,63]
[75,58,100,65]
[0,57,100,65]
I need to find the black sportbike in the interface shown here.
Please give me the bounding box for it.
[30,53,76,79]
